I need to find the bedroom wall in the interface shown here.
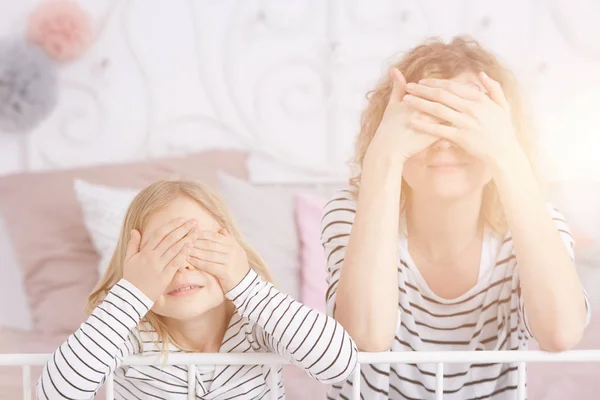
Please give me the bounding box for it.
[0,0,598,183]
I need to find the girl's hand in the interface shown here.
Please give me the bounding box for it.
[369,68,440,164]
[403,71,523,168]
[187,228,251,293]
[123,218,198,302]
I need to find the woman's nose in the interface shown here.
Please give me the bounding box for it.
[432,139,454,149]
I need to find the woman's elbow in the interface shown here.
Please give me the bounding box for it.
[335,313,396,352]
[537,325,585,353]
[354,335,394,352]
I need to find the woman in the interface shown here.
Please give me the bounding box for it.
[321,36,590,399]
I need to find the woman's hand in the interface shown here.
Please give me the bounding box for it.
[187,228,251,293]
[403,71,523,168]
[123,218,198,302]
[368,68,440,163]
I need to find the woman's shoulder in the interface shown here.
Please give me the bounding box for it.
[321,187,358,232]
[322,187,358,214]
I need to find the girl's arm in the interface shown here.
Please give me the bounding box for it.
[37,279,152,400]
[225,269,358,384]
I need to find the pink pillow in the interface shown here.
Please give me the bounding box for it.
[295,193,328,313]
[0,151,249,333]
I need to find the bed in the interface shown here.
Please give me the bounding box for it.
[0,150,599,399]
[1,1,599,398]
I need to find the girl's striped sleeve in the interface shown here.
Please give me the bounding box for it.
[37,279,152,400]
[226,269,358,384]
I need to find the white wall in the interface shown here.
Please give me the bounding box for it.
[0,0,599,182]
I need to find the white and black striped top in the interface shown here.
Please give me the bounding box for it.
[37,269,358,400]
[321,189,591,400]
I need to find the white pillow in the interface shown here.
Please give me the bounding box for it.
[0,215,33,331]
[217,172,302,299]
[73,180,138,276]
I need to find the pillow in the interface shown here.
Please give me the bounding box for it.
[295,193,328,313]
[217,173,301,299]
[0,150,249,333]
[0,216,32,331]
[74,180,138,276]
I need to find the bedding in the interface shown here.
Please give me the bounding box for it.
[216,172,303,299]
[295,192,329,313]
[0,216,32,331]
[0,150,249,333]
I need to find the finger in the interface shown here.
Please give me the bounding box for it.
[188,248,227,265]
[144,218,188,250]
[417,78,486,102]
[403,95,470,127]
[193,238,228,254]
[409,120,462,143]
[156,219,198,256]
[405,83,473,113]
[124,229,141,261]
[161,234,195,267]
[162,255,188,282]
[389,68,407,104]
[479,72,510,110]
[187,257,223,278]
[413,112,444,124]
[198,230,232,246]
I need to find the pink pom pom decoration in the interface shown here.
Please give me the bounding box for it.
[27,0,93,62]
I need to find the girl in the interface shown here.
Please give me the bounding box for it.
[321,36,591,399]
[38,180,358,399]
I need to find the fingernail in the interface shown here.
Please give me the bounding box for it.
[404,95,414,102]
[190,219,198,226]
[406,82,416,89]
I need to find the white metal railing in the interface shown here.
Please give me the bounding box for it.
[2,350,600,400]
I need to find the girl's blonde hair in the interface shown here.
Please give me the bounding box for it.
[350,36,536,234]
[86,179,274,351]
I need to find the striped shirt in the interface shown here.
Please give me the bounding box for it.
[37,269,358,399]
[321,189,591,400]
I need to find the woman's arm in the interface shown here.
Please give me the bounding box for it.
[225,269,358,384]
[400,73,589,352]
[323,69,438,352]
[492,152,588,352]
[323,154,404,352]
[37,279,151,399]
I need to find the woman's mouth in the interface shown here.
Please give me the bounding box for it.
[428,162,469,172]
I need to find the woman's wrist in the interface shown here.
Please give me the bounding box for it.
[364,141,406,174]
[489,147,531,184]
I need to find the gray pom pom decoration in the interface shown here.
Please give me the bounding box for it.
[0,39,58,133]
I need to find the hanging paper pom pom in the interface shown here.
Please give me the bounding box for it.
[27,0,93,63]
[0,39,58,133]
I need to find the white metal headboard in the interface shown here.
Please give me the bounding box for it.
[1,0,596,182]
